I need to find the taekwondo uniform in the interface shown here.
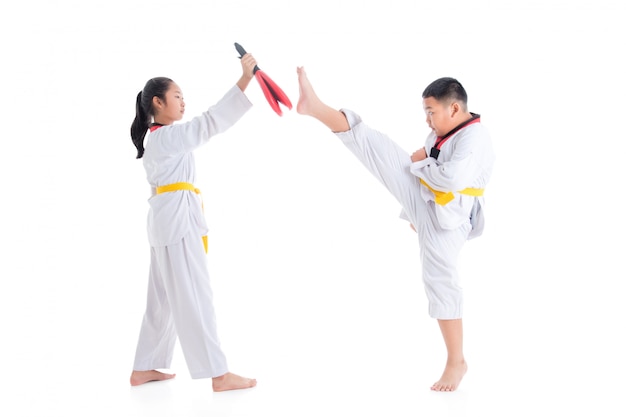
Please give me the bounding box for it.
[335,109,495,319]
[133,85,252,379]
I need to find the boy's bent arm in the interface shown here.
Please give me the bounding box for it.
[411,129,488,191]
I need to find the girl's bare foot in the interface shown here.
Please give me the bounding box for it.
[212,372,257,392]
[430,361,468,392]
[130,370,176,386]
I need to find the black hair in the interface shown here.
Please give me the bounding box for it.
[422,77,468,110]
[130,77,173,159]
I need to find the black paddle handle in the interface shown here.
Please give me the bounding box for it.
[234,42,260,74]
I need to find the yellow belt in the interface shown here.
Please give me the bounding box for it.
[419,178,484,206]
[156,182,208,253]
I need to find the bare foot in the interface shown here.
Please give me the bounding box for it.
[430,361,467,392]
[212,372,257,392]
[296,66,322,116]
[296,66,350,132]
[130,370,176,386]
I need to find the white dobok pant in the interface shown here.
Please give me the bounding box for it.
[336,114,471,319]
[133,231,228,379]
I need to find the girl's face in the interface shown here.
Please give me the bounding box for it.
[153,82,185,125]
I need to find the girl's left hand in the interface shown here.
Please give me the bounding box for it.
[240,53,257,79]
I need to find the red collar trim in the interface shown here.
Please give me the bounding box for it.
[435,113,481,147]
[429,113,481,160]
[149,123,165,132]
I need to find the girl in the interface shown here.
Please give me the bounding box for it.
[129,53,258,392]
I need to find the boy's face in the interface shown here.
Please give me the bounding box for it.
[422,96,459,137]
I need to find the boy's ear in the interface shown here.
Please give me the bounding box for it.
[450,102,460,117]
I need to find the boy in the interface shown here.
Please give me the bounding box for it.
[295,66,495,391]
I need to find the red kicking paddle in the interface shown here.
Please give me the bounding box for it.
[235,42,292,116]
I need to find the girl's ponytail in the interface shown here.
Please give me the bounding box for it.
[130,91,149,159]
[130,77,173,159]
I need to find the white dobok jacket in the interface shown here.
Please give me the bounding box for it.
[142,86,252,247]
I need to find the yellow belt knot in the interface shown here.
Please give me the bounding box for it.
[419,178,484,206]
[156,182,208,253]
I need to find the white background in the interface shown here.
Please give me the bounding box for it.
[1,0,625,416]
